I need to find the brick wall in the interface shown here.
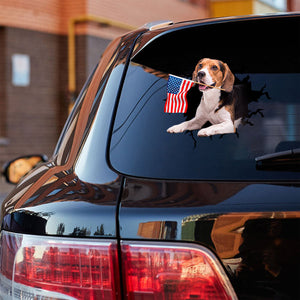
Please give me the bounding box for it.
[0,28,113,165]
[85,0,207,28]
[0,0,208,36]
[0,30,124,167]
[0,0,62,34]
[0,28,65,163]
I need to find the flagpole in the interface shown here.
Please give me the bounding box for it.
[170,74,226,91]
[193,81,226,91]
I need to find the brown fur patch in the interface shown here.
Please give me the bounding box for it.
[193,58,235,92]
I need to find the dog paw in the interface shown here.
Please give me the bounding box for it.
[167,124,186,133]
[197,128,214,136]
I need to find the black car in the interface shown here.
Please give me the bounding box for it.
[1,14,300,300]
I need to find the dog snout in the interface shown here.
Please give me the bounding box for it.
[197,71,206,79]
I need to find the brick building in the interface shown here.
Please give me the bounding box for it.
[0,0,208,167]
[210,0,299,17]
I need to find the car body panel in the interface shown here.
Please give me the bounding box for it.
[1,14,299,299]
[119,178,300,298]
[2,170,122,237]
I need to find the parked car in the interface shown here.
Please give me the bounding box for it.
[1,13,299,300]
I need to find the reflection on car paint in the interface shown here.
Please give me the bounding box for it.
[2,170,121,237]
[120,178,300,298]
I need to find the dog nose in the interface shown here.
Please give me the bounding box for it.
[197,71,206,78]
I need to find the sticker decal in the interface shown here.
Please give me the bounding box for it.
[167,58,238,137]
[165,75,194,113]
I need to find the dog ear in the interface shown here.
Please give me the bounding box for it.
[222,63,235,92]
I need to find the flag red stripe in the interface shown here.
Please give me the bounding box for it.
[165,75,194,113]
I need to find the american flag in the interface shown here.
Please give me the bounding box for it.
[165,75,194,113]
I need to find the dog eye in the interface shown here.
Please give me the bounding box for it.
[211,65,218,71]
[198,63,203,69]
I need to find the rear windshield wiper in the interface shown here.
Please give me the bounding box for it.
[255,148,300,171]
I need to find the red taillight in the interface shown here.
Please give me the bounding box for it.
[0,231,121,300]
[0,232,236,300]
[121,242,237,300]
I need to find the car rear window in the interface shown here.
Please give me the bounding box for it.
[109,16,300,180]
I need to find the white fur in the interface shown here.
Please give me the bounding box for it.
[167,88,236,137]
[200,67,214,86]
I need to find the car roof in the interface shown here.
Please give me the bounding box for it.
[133,12,300,58]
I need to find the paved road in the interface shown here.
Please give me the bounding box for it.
[0,193,6,204]
[0,181,13,207]
[0,193,8,207]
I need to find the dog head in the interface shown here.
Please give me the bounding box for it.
[192,58,235,93]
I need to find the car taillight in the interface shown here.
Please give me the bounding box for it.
[0,231,237,300]
[0,231,121,300]
[121,241,237,300]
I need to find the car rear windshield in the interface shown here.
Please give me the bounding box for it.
[109,16,300,180]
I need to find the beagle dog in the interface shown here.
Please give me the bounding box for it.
[167,58,241,137]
